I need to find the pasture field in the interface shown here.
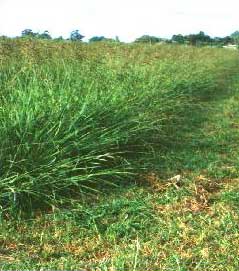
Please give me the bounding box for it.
[1,40,239,270]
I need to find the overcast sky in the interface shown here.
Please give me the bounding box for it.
[0,0,238,41]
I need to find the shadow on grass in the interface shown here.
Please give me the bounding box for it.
[143,73,239,177]
[81,70,239,198]
[65,71,239,198]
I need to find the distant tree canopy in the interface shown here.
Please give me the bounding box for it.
[171,31,212,45]
[21,29,37,38]
[54,36,64,41]
[216,36,233,46]
[70,30,84,41]
[0,35,9,40]
[89,36,106,42]
[231,31,239,44]
[89,36,121,43]
[172,34,185,44]
[21,29,52,39]
[171,31,225,46]
[135,35,162,43]
[37,31,52,40]
[184,31,212,45]
[16,28,239,48]
[115,36,120,42]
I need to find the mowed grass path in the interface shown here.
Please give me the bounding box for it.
[1,74,239,269]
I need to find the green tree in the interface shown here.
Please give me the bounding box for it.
[89,36,106,42]
[54,36,64,41]
[230,31,239,44]
[38,30,52,40]
[185,31,211,46]
[197,31,211,43]
[172,34,185,44]
[135,35,162,44]
[21,29,37,38]
[221,36,233,45]
[185,34,197,45]
[115,36,120,42]
[70,30,84,41]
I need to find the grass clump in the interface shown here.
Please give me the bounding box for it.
[0,40,238,212]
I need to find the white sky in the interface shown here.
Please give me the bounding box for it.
[0,0,238,41]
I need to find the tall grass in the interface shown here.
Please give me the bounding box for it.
[0,39,238,211]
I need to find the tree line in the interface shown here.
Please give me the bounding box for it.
[135,31,239,46]
[17,29,120,43]
[2,29,239,46]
